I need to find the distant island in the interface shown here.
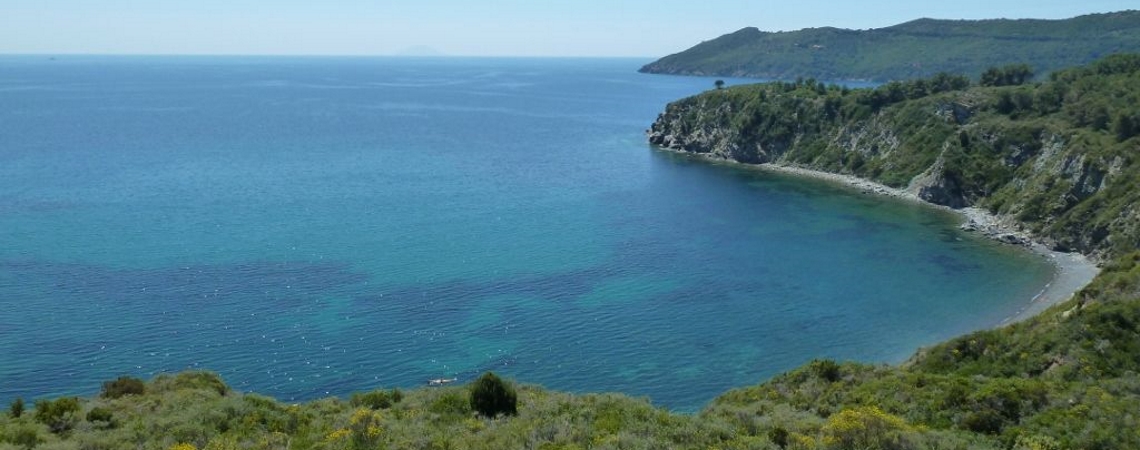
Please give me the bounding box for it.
[639,10,1140,82]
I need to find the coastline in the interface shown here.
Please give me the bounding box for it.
[660,149,1101,326]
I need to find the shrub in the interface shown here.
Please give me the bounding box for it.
[85,407,113,424]
[8,398,22,418]
[152,371,228,396]
[101,376,145,399]
[960,409,1004,435]
[821,406,914,450]
[33,397,80,433]
[1014,434,1061,450]
[430,391,471,416]
[0,422,44,448]
[810,359,843,383]
[768,426,790,449]
[469,372,518,417]
[350,388,402,410]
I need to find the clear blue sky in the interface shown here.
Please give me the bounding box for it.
[2,1,1135,57]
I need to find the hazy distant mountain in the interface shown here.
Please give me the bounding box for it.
[640,10,1140,81]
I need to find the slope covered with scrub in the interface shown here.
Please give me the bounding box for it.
[649,54,1140,258]
[639,10,1140,82]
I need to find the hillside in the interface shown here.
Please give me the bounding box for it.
[639,10,1140,82]
[649,55,1140,259]
[4,58,1140,450]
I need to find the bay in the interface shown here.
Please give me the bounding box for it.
[0,56,1051,411]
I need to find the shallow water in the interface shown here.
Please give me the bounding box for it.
[0,56,1052,411]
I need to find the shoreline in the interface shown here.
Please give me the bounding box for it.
[662,150,1101,326]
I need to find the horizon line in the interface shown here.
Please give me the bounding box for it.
[0,52,660,60]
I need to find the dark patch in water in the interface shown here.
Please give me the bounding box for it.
[1,259,368,308]
[926,254,981,274]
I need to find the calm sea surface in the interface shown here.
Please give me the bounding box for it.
[0,56,1051,411]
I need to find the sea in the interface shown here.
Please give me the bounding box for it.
[0,56,1053,411]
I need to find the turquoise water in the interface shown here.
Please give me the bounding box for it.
[0,56,1051,411]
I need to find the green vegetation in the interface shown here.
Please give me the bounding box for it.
[100,376,145,399]
[469,372,518,418]
[4,56,1140,449]
[979,64,1035,87]
[31,397,79,434]
[650,54,1140,257]
[7,399,21,419]
[639,11,1140,82]
[349,389,403,411]
[707,252,1140,449]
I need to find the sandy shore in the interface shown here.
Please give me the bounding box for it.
[745,162,1101,326]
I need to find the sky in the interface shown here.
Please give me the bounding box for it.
[1,1,1135,57]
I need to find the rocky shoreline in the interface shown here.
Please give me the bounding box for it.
[654,147,1100,325]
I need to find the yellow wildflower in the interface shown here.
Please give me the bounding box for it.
[326,428,351,442]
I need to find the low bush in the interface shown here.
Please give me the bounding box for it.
[85,407,113,425]
[33,397,80,433]
[349,389,402,410]
[100,376,145,399]
[151,371,228,396]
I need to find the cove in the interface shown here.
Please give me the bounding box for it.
[0,56,1053,411]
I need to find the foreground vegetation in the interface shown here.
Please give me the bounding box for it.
[639,10,1140,82]
[5,58,1140,449]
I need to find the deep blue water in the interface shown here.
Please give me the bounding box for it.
[0,56,1051,411]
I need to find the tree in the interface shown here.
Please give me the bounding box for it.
[1114,113,1137,141]
[469,372,518,417]
[714,79,726,90]
[980,64,1034,87]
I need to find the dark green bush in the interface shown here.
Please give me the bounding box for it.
[86,406,114,427]
[768,426,789,449]
[469,372,518,417]
[980,64,1034,87]
[33,397,80,433]
[9,397,23,418]
[101,376,145,399]
[810,359,843,382]
[350,388,403,410]
[961,409,1005,435]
